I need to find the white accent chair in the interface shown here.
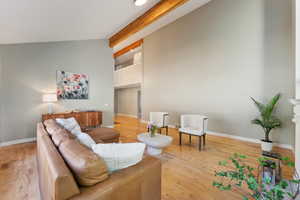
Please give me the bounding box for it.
[149,112,169,135]
[179,115,208,151]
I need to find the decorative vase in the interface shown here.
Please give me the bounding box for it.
[147,124,157,137]
[150,130,156,137]
[261,140,273,152]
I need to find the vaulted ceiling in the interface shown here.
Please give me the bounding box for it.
[0,0,210,47]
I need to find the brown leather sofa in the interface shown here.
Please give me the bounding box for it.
[37,122,162,200]
[41,111,120,143]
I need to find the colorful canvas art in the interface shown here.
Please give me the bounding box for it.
[57,71,89,100]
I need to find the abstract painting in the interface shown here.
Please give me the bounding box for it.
[57,71,89,100]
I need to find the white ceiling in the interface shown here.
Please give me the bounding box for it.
[0,0,211,46]
[0,0,160,44]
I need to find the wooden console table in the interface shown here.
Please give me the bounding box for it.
[42,111,102,131]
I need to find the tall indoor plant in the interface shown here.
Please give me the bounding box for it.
[250,93,281,152]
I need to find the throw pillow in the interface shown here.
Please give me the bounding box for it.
[55,117,97,149]
[77,132,96,149]
[56,118,82,136]
[92,143,145,172]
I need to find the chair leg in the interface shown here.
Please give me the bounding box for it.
[189,135,192,144]
[199,136,202,151]
[203,134,206,146]
[179,132,182,145]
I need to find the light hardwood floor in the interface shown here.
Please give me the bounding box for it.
[0,116,294,200]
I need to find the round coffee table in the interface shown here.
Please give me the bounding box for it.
[137,133,173,155]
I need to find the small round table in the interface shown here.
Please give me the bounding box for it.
[137,133,173,155]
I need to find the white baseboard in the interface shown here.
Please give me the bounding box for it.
[206,131,259,143]
[206,131,293,150]
[103,125,114,128]
[116,113,138,118]
[276,143,294,150]
[0,137,36,147]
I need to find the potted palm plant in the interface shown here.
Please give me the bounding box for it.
[251,93,281,152]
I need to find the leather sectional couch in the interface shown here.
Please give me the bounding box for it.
[37,120,162,200]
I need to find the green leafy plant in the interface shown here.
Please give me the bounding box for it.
[213,153,300,200]
[251,94,281,142]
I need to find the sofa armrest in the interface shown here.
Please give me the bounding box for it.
[71,156,161,200]
[37,123,80,200]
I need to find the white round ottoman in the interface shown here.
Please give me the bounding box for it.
[137,133,173,155]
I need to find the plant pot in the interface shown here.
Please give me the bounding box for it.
[261,140,273,152]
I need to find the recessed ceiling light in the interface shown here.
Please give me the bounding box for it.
[134,0,148,6]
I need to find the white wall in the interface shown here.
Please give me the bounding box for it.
[294,0,300,174]
[0,39,114,143]
[116,87,140,117]
[0,52,3,143]
[114,63,142,88]
[263,0,295,145]
[296,0,300,100]
[142,0,294,145]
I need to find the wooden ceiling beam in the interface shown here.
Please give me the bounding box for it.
[113,39,144,58]
[109,0,189,48]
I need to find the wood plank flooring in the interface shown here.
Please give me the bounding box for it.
[0,142,39,200]
[0,115,294,200]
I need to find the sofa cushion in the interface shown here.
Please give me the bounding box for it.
[51,129,75,147]
[43,119,64,135]
[87,128,120,143]
[59,139,109,186]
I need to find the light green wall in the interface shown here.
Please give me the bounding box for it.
[0,39,114,143]
[143,0,294,145]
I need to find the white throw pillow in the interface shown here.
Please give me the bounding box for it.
[56,117,82,136]
[77,132,96,149]
[92,143,145,172]
[55,117,97,149]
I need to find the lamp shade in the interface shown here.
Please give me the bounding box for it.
[43,93,57,103]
